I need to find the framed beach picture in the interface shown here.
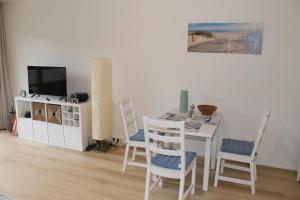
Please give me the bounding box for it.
[187,23,264,55]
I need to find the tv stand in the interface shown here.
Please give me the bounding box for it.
[15,96,91,151]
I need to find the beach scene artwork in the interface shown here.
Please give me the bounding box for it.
[188,23,264,54]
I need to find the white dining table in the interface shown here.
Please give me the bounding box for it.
[158,113,221,191]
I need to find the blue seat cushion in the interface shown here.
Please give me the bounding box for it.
[129,129,145,141]
[129,129,165,142]
[152,151,197,170]
[221,138,254,156]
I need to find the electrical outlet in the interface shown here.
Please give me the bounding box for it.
[110,137,122,146]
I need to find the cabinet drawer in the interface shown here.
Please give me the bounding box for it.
[48,124,64,147]
[33,121,48,143]
[18,118,34,140]
[63,126,82,150]
[48,124,63,136]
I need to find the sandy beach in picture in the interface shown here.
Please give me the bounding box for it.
[187,23,264,54]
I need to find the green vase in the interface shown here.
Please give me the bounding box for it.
[179,90,188,113]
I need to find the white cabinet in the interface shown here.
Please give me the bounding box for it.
[18,118,34,140]
[64,126,82,150]
[15,97,91,151]
[33,121,48,143]
[48,123,64,147]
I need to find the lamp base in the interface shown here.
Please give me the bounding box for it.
[95,140,112,153]
[85,140,117,153]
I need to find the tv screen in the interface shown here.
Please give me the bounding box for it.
[28,66,67,96]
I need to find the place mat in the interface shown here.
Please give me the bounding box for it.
[192,116,212,123]
[185,121,202,130]
[158,113,176,120]
[208,116,221,124]
[192,115,221,125]
[159,113,187,121]
[158,113,221,132]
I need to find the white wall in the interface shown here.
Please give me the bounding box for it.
[3,0,300,170]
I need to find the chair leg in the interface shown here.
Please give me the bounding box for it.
[152,175,158,182]
[220,159,225,174]
[159,177,163,188]
[144,170,151,200]
[250,162,256,194]
[191,162,196,195]
[178,175,185,200]
[254,162,257,181]
[132,147,137,161]
[122,144,130,172]
[214,156,221,187]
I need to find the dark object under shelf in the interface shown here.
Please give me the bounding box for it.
[24,111,31,118]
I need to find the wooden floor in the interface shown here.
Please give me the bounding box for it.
[0,131,299,200]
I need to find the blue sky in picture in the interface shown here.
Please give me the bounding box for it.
[188,23,264,32]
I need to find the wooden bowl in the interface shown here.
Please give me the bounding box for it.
[197,105,217,116]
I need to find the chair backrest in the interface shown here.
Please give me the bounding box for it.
[143,116,186,171]
[118,96,138,142]
[251,109,271,159]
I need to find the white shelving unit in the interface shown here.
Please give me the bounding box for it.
[62,105,80,127]
[15,96,91,151]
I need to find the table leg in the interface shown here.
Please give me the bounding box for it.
[210,135,217,169]
[203,138,211,191]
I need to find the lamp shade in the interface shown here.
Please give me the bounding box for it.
[91,59,112,141]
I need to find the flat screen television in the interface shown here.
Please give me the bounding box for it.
[28,66,67,96]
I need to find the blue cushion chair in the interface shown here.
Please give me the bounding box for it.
[118,97,147,171]
[143,117,197,200]
[214,110,271,195]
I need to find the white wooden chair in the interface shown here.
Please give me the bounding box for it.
[214,110,271,194]
[143,116,197,200]
[118,96,146,171]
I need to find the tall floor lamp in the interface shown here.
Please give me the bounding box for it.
[91,58,112,152]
